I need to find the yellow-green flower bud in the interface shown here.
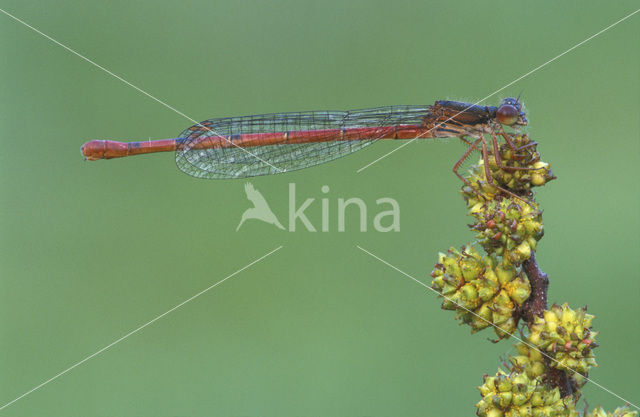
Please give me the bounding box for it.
[430,245,531,340]
[467,197,543,264]
[476,369,578,417]
[526,303,598,377]
[461,134,555,202]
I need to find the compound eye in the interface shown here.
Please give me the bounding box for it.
[496,104,519,126]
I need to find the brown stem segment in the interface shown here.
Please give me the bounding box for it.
[520,253,548,323]
[520,254,573,397]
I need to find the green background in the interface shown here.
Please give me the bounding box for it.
[1,1,639,415]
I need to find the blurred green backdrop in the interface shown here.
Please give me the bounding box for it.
[1,1,638,415]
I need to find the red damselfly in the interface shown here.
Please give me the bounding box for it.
[81,98,528,187]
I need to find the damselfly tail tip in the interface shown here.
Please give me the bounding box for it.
[80,142,89,160]
[81,141,98,161]
[81,140,118,161]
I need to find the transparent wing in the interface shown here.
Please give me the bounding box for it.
[175,105,430,179]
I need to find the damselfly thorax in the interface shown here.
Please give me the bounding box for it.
[424,98,527,139]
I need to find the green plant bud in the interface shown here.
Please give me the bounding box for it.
[587,406,639,417]
[459,284,480,309]
[507,342,550,380]
[515,404,533,416]
[486,409,504,417]
[491,290,516,314]
[511,391,530,407]
[484,267,500,284]
[462,304,491,331]
[479,284,499,302]
[466,197,543,264]
[513,242,531,262]
[508,348,547,380]
[529,361,545,377]
[530,162,553,186]
[528,391,545,407]
[514,343,529,356]
[461,162,500,201]
[440,298,457,311]
[496,377,513,392]
[480,376,495,395]
[493,317,517,339]
[497,392,514,408]
[508,355,529,368]
[511,373,530,390]
[461,134,555,212]
[476,370,578,417]
[506,277,531,305]
[526,303,598,378]
[544,389,561,406]
[430,245,531,340]
[470,201,486,214]
[496,262,517,285]
[542,309,560,325]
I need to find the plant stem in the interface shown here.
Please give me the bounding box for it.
[520,253,573,397]
[520,253,548,323]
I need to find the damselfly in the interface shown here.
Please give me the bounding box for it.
[81,98,530,189]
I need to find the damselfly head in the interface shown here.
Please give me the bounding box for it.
[497,97,527,127]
